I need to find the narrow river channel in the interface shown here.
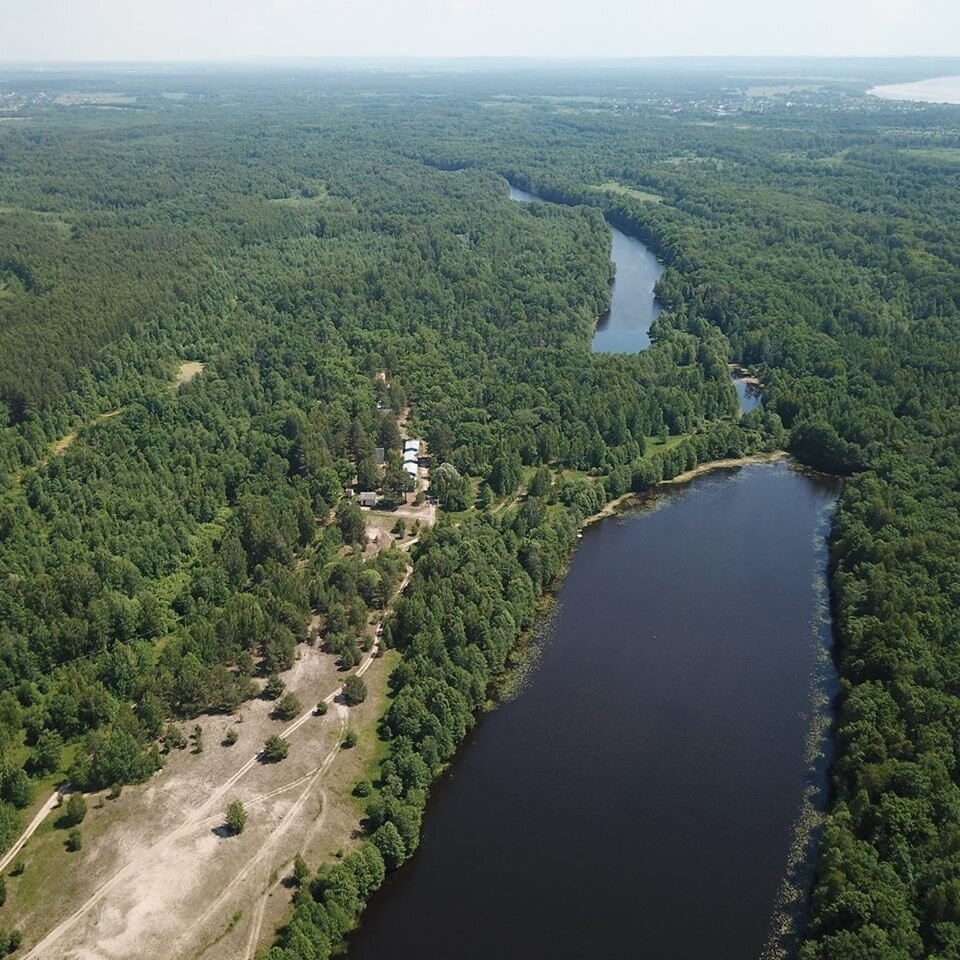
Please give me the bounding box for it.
[508,183,664,353]
[347,461,839,960]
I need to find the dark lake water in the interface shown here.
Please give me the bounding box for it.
[347,461,839,960]
[508,183,663,353]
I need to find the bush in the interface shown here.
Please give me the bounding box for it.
[292,853,310,887]
[66,828,83,852]
[64,792,87,827]
[343,674,367,706]
[225,799,247,835]
[262,734,289,763]
[263,674,285,700]
[164,724,187,751]
[273,692,302,722]
[315,701,328,716]
[29,729,63,776]
[342,730,358,749]
[222,728,239,747]
[353,780,373,798]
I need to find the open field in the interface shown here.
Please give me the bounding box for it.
[594,181,663,203]
[9,618,402,960]
[175,361,206,387]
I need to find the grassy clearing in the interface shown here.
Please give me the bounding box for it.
[902,147,960,164]
[478,100,533,111]
[0,205,71,235]
[594,181,663,203]
[647,433,690,455]
[660,155,728,168]
[268,187,328,206]
[175,360,205,387]
[5,775,116,925]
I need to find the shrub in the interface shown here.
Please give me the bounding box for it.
[164,724,187,751]
[66,828,83,852]
[342,730,358,749]
[292,853,310,887]
[263,674,285,700]
[353,780,373,798]
[64,792,87,827]
[315,701,328,716]
[273,692,302,721]
[222,728,239,747]
[225,799,247,835]
[343,674,367,706]
[262,735,289,763]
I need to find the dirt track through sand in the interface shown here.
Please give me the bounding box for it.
[23,617,394,960]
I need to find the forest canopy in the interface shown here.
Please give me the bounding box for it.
[0,66,959,959]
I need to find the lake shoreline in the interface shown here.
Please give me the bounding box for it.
[494,449,791,702]
[349,457,840,960]
[869,75,960,105]
[582,450,788,528]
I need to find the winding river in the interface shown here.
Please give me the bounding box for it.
[508,184,664,353]
[345,183,835,960]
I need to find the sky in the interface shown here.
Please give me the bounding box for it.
[1,0,958,62]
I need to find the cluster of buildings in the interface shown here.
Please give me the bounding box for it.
[348,435,425,509]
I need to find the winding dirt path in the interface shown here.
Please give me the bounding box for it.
[0,790,61,875]
[22,562,413,960]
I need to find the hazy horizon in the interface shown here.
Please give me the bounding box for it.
[1,0,958,64]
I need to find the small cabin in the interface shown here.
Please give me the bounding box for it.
[358,491,379,508]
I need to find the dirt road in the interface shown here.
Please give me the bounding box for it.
[20,562,413,960]
[0,790,61,875]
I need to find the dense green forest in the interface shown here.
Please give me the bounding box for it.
[1,65,959,959]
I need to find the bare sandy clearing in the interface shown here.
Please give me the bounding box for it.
[17,629,398,960]
[175,361,206,387]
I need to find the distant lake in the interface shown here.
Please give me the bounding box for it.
[869,76,960,105]
[508,183,663,353]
